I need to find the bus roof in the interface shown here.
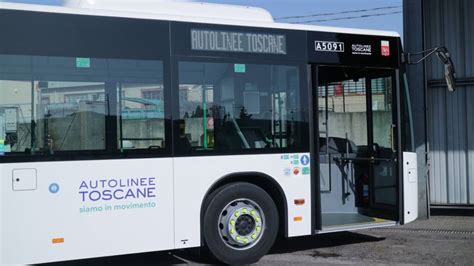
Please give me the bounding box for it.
[0,1,401,38]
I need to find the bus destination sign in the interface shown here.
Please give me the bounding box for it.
[191,29,287,55]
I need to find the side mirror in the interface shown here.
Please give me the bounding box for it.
[436,50,456,92]
[406,46,456,92]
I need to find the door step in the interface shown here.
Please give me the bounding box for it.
[317,220,397,234]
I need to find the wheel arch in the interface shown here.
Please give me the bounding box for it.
[200,172,289,243]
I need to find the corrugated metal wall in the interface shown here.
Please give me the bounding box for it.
[424,0,474,205]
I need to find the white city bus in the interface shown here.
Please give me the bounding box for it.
[0,1,421,264]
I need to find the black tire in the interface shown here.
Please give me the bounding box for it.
[203,182,279,265]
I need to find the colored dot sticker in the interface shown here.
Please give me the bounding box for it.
[49,183,60,194]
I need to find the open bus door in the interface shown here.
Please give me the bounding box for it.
[312,65,400,231]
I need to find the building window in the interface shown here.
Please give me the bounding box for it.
[142,89,163,100]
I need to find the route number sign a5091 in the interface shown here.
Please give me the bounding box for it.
[314,41,345,53]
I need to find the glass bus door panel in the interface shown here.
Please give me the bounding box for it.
[317,66,399,228]
[368,76,398,213]
[317,66,371,228]
[319,155,331,192]
[372,160,397,205]
[353,74,398,221]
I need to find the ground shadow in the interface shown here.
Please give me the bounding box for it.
[171,231,385,264]
[40,231,384,265]
[41,251,188,266]
[270,231,385,254]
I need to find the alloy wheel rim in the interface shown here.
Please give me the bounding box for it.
[217,198,265,250]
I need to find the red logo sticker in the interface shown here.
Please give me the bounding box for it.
[381,40,390,56]
[293,167,300,175]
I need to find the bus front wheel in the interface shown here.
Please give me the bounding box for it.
[203,182,279,264]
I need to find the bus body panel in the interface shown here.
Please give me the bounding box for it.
[173,153,312,248]
[0,4,418,265]
[0,158,174,265]
[403,152,418,223]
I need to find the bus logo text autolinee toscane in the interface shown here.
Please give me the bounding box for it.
[78,177,156,202]
[191,29,287,54]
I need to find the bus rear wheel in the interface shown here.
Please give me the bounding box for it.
[203,182,279,264]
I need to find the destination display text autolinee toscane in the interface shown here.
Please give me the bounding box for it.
[191,29,287,54]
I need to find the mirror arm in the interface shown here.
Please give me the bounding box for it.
[405,46,456,92]
[406,46,446,65]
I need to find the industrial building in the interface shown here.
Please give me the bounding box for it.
[404,0,474,217]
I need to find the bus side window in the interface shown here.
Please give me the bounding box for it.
[117,82,165,150]
[0,55,166,156]
[177,61,305,152]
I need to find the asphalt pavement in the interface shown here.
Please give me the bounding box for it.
[258,215,474,265]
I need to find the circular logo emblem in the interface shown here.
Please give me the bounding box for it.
[300,155,310,166]
[49,183,60,194]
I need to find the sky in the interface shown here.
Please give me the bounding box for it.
[2,0,403,37]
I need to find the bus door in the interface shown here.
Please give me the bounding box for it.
[362,72,398,220]
[314,65,399,229]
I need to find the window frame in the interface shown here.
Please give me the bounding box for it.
[0,56,172,164]
[317,66,398,156]
[171,55,310,157]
